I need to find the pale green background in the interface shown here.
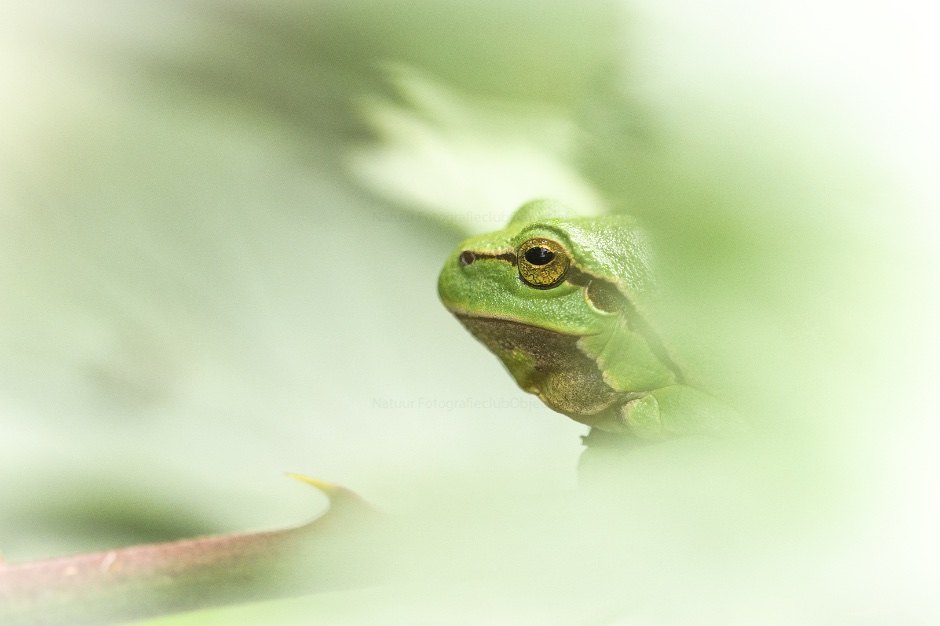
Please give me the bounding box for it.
[1,1,938,624]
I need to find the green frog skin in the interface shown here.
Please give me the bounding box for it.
[438,199,731,443]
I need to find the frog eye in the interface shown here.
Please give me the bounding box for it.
[517,238,570,289]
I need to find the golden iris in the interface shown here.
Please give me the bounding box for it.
[517,238,569,288]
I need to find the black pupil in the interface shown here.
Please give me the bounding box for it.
[525,246,554,266]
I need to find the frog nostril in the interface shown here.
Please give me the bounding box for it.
[459,251,476,266]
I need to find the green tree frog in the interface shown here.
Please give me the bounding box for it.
[438,199,734,446]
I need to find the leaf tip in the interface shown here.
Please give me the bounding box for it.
[285,473,340,495]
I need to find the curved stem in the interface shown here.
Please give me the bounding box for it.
[0,478,379,626]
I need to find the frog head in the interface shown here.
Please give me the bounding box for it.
[438,199,666,423]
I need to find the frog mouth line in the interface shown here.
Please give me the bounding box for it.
[453,311,587,335]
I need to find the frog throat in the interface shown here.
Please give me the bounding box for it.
[455,314,625,422]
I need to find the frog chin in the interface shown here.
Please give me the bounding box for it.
[454,313,622,420]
